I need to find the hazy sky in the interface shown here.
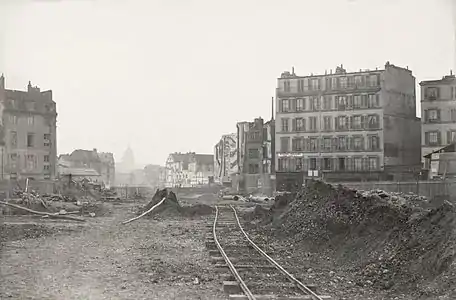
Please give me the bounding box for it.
[0,0,453,166]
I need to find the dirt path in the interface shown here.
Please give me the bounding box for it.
[0,203,225,300]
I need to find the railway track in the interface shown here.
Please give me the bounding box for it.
[206,205,331,300]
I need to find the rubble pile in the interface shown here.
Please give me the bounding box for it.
[255,180,456,292]
[140,189,214,218]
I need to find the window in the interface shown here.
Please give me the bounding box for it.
[284,81,291,92]
[368,94,379,107]
[339,157,346,170]
[44,155,50,162]
[295,118,305,131]
[27,133,34,147]
[336,96,347,110]
[351,116,362,129]
[27,116,34,126]
[367,74,379,87]
[368,135,380,150]
[248,149,259,158]
[323,158,332,170]
[353,95,362,108]
[44,165,50,171]
[10,131,17,147]
[337,116,348,130]
[248,164,259,174]
[278,158,285,171]
[354,76,363,86]
[281,99,290,112]
[309,117,317,131]
[27,101,36,111]
[354,157,362,170]
[425,87,439,100]
[322,137,332,151]
[44,133,51,140]
[309,158,317,170]
[281,118,289,132]
[426,109,440,122]
[296,158,303,171]
[309,138,318,151]
[298,80,304,92]
[338,136,347,150]
[368,115,379,129]
[9,115,17,125]
[310,78,320,90]
[331,77,338,89]
[323,96,332,110]
[451,109,456,122]
[296,98,305,111]
[26,154,37,170]
[310,96,319,111]
[426,131,440,145]
[353,136,364,150]
[451,86,456,100]
[292,138,304,151]
[368,157,378,170]
[10,153,17,170]
[339,77,348,89]
[280,137,290,152]
[323,116,332,131]
[448,131,456,143]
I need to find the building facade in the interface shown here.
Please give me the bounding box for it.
[58,149,115,186]
[275,62,421,187]
[214,133,238,185]
[0,76,57,180]
[165,152,214,188]
[420,73,456,177]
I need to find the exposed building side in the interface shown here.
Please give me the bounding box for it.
[420,74,456,178]
[214,133,237,185]
[0,75,57,180]
[275,62,420,188]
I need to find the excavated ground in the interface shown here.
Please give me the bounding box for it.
[241,181,456,300]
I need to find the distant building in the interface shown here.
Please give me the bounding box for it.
[275,62,421,188]
[165,152,214,188]
[59,167,101,184]
[0,75,58,180]
[420,73,456,178]
[214,133,238,185]
[58,148,115,186]
[144,164,166,188]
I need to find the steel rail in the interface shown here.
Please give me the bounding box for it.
[213,206,256,300]
[230,205,325,300]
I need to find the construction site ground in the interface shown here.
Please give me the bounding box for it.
[0,201,226,300]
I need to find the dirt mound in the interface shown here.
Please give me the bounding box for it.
[141,189,214,218]
[258,180,456,293]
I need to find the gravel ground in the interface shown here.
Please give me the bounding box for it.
[0,202,226,300]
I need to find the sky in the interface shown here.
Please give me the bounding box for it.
[0,0,454,166]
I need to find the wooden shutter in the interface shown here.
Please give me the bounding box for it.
[425,132,429,145]
[292,118,297,132]
[424,110,429,122]
[437,109,441,121]
[437,131,442,145]
[362,95,368,108]
[375,94,380,107]
[361,115,367,129]
[279,99,283,112]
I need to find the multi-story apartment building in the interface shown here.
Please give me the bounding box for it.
[0,75,57,180]
[275,62,421,187]
[420,73,456,177]
[164,152,214,188]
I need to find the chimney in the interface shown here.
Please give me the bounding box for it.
[0,74,4,89]
[292,66,295,75]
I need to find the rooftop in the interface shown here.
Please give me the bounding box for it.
[59,167,100,177]
[420,73,456,86]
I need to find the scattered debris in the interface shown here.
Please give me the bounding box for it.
[0,201,86,222]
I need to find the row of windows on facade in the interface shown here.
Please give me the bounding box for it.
[424,86,456,100]
[9,153,51,172]
[424,131,456,146]
[277,156,380,172]
[10,132,52,148]
[7,114,50,127]
[423,108,456,123]
[280,135,380,152]
[280,114,380,132]
[280,94,380,113]
[6,99,55,112]
[247,163,270,174]
[282,74,380,92]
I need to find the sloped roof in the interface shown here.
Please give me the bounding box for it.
[59,167,100,176]
[69,149,101,163]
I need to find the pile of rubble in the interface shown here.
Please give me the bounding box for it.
[249,180,456,294]
[140,189,214,218]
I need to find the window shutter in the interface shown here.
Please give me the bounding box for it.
[424,110,429,122]
[348,95,354,108]
[335,96,339,110]
[376,74,380,86]
[361,115,367,129]
[437,131,442,145]
[361,95,368,108]
[375,94,380,107]
[332,137,338,151]
[437,109,441,121]
[292,118,297,132]
[349,116,354,130]
[361,136,365,150]
[348,136,354,150]
[279,99,283,112]
[425,132,429,145]
[346,157,353,170]
[448,131,451,144]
